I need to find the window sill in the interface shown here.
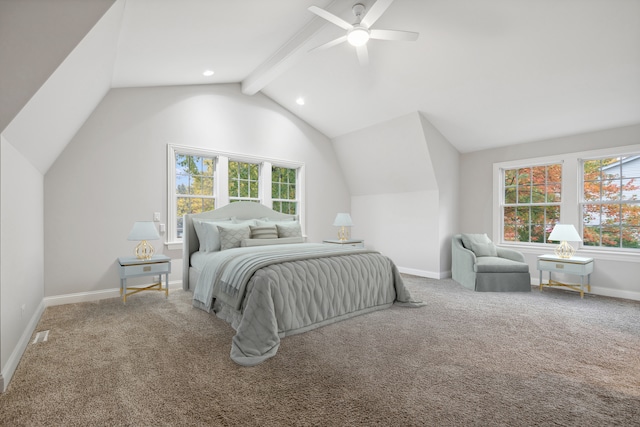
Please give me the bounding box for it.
[165,241,182,251]
[498,242,640,263]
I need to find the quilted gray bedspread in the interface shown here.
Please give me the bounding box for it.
[192,243,424,366]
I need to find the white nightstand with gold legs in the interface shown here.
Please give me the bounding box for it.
[118,255,171,303]
[537,254,594,298]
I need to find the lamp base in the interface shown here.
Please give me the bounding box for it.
[135,240,155,260]
[554,241,575,259]
[337,226,350,242]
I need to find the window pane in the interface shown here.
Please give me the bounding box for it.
[518,185,531,203]
[531,185,545,203]
[602,225,620,247]
[504,169,517,187]
[517,168,530,186]
[505,187,516,204]
[504,225,516,242]
[621,178,640,201]
[531,224,545,243]
[547,164,562,184]
[583,226,600,246]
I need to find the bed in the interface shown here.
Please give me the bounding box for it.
[183,202,423,366]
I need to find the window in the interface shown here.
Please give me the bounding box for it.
[501,164,562,244]
[229,161,260,203]
[167,145,305,246]
[271,166,297,215]
[175,153,215,238]
[581,155,640,249]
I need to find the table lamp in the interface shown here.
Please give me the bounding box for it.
[128,221,160,259]
[548,224,581,259]
[333,213,353,242]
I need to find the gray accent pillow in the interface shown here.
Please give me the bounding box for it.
[276,222,302,238]
[471,241,498,257]
[250,225,278,239]
[461,233,492,250]
[217,224,251,250]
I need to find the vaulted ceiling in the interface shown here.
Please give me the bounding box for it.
[3,0,640,160]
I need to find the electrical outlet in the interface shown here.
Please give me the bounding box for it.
[21,304,26,318]
[159,224,166,233]
[153,212,161,222]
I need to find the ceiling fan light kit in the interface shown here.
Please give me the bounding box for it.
[309,0,419,65]
[347,26,370,46]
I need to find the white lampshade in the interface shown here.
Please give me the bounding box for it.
[548,224,581,242]
[333,213,353,227]
[128,221,160,241]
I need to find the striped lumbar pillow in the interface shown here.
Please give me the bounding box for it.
[250,225,278,239]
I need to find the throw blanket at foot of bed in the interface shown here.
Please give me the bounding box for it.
[194,244,424,366]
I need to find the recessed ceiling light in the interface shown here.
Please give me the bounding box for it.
[296,97,305,106]
[203,70,215,77]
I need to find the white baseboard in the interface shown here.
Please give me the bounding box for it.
[44,280,183,307]
[398,267,451,279]
[1,299,46,392]
[531,278,640,301]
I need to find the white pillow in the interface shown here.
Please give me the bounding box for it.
[241,237,304,247]
[232,217,257,226]
[217,224,251,251]
[192,218,232,252]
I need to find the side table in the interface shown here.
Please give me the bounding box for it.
[537,254,594,298]
[118,255,171,303]
[323,239,364,248]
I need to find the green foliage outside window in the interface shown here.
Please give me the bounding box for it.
[175,154,215,237]
[503,164,561,243]
[582,157,640,249]
[229,161,260,201]
[272,167,297,215]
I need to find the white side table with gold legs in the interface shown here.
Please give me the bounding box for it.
[118,255,171,303]
[537,254,594,298]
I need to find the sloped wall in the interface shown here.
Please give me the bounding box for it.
[332,112,459,277]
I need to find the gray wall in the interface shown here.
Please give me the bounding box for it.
[332,112,460,278]
[459,123,640,299]
[43,83,350,298]
[1,136,45,390]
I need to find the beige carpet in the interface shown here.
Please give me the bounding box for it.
[1,276,639,426]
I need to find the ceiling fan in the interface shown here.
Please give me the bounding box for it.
[309,0,419,66]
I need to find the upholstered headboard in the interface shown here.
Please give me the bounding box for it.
[181,201,297,290]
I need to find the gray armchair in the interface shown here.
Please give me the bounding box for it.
[452,234,531,292]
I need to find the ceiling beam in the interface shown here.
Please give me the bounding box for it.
[241,0,340,96]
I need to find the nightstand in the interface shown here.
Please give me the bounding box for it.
[323,239,364,248]
[537,254,594,298]
[118,255,171,303]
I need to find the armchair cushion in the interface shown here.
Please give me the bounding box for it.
[460,233,491,250]
[475,256,530,273]
[471,241,498,257]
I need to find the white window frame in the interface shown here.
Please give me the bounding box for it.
[579,153,640,251]
[492,144,640,262]
[167,144,305,249]
[499,161,563,245]
[270,164,300,216]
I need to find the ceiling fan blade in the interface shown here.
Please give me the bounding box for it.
[370,29,419,42]
[360,0,394,28]
[310,35,348,51]
[308,6,353,31]
[356,45,369,66]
